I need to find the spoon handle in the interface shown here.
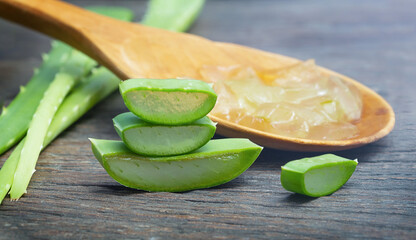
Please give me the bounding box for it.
[0,0,130,62]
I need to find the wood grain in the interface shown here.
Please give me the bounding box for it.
[0,0,415,239]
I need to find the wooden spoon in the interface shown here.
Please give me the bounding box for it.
[0,0,395,151]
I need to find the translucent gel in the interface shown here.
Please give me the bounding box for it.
[200,60,362,140]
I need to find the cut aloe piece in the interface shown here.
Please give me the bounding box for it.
[119,78,217,125]
[113,112,216,156]
[281,154,358,197]
[90,138,262,192]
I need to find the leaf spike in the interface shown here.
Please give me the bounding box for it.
[51,41,59,48]
[1,106,7,116]
[20,85,26,94]
[91,67,100,75]
[41,53,49,61]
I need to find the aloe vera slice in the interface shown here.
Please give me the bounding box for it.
[90,138,262,192]
[281,154,358,197]
[119,79,217,125]
[113,112,216,156]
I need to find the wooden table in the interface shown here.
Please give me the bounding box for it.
[1,0,415,239]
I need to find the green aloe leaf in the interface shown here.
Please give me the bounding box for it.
[281,154,358,197]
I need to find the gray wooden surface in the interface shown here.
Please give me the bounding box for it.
[1,0,415,239]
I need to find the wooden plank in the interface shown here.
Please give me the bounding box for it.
[0,0,415,239]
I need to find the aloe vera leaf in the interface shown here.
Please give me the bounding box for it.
[114,113,216,156]
[0,67,118,204]
[0,140,23,204]
[0,41,71,155]
[86,6,134,22]
[0,9,133,204]
[0,7,132,156]
[9,50,95,199]
[91,138,262,192]
[9,77,77,199]
[142,0,205,32]
[46,67,119,142]
[120,78,217,125]
[281,154,358,197]
[4,6,136,200]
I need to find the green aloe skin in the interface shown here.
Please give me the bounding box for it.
[0,68,119,203]
[1,0,205,204]
[10,50,96,199]
[0,4,136,156]
[142,0,205,32]
[113,113,216,156]
[0,42,71,155]
[281,154,358,197]
[120,78,217,125]
[91,138,262,192]
[0,8,132,203]
[85,6,134,21]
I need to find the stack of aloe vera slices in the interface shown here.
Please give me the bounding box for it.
[90,79,263,192]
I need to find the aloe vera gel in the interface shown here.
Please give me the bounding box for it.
[120,78,217,125]
[281,154,358,197]
[113,113,216,156]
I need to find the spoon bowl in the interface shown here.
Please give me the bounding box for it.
[0,0,395,151]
